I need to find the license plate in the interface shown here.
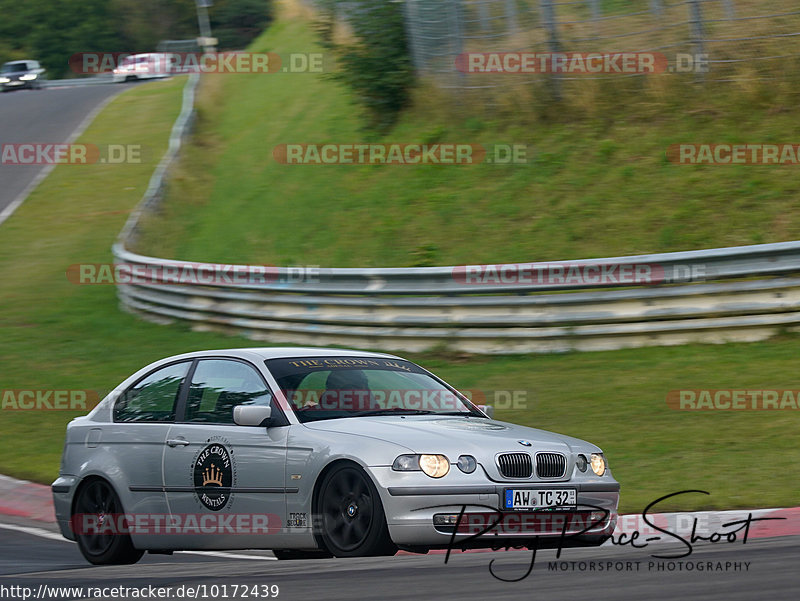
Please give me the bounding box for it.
[504,488,576,510]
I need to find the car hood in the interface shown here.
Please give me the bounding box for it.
[303,416,600,480]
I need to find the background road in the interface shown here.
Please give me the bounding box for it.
[0,516,795,601]
[0,83,134,219]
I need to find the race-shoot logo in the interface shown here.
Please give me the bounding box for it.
[193,443,233,511]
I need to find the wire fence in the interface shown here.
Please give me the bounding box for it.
[400,0,800,90]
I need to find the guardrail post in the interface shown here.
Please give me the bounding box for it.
[688,0,705,79]
[506,0,519,35]
[403,0,424,74]
[478,0,490,32]
[588,0,601,20]
[650,0,663,16]
[722,0,735,19]
[539,0,562,100]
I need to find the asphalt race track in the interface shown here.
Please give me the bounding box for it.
[0,83,135,218]
[0,516,796,601]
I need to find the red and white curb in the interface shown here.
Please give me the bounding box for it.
[0,474,56,522]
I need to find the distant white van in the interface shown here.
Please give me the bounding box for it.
[112,53,173,83]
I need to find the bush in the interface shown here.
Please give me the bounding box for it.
[213,0,273,49]
[320,0,414,132]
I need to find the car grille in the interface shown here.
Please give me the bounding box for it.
[497,453,533,478]
[536,453,567,478]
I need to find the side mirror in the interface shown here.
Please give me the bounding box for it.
[233,405,272,427]
[477,404,495,418]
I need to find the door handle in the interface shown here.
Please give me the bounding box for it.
[166,438,190,447]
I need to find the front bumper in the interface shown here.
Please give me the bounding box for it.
[370,467,619,548]
[1,80,34,90]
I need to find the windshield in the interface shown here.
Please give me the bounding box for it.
[265,356,482,423]
[1,63,28,73]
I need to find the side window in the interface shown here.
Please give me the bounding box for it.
[114,362,189,422]
[185,359,273,424]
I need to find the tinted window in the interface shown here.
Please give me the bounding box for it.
[185,359,273,424]
[265,356,480,423]
[114,362,189,422]
[1,63,27,73]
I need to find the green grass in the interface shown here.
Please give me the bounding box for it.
[131,16,800,267]
[0,16,798,515]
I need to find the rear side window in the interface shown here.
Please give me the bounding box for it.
[184,359,273,424]
[114,362,190,422]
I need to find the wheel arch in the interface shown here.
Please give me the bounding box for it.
[311,458,391,549]
[69,474,123,517]
[311,459,363,544]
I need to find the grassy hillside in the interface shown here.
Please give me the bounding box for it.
[131,13,800,267]
[0,12,798,514]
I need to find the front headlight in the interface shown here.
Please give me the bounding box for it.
[20,74,37,81]
[392,454,450,478]
[0,77,9,84]
[590,453,606,476]
[419,454,450,478]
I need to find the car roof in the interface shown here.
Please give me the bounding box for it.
[161,346,403,362]
[3,60,33,66]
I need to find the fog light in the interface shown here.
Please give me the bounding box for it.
[433,514,461,526]
[457,455,477,474]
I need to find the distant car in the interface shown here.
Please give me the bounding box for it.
[52,347,619,565]
[0,60,46,91]
[112,53,172,83]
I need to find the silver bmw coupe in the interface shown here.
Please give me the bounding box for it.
[52,347,619,564]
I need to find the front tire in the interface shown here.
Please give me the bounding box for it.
[72,479,144,565]
[317,464,396,557]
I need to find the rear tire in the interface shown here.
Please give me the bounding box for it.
[317,464,396,557]
[72,479,144,565]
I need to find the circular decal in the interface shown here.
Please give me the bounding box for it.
[193,443,233,511]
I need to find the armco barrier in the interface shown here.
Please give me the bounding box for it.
[111,74,800,354]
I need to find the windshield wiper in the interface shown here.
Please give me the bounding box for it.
[349,408,436,417]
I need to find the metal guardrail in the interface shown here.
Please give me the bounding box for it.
[111,74,800,353]
[42,75,114,88]
[112,241,800,295]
